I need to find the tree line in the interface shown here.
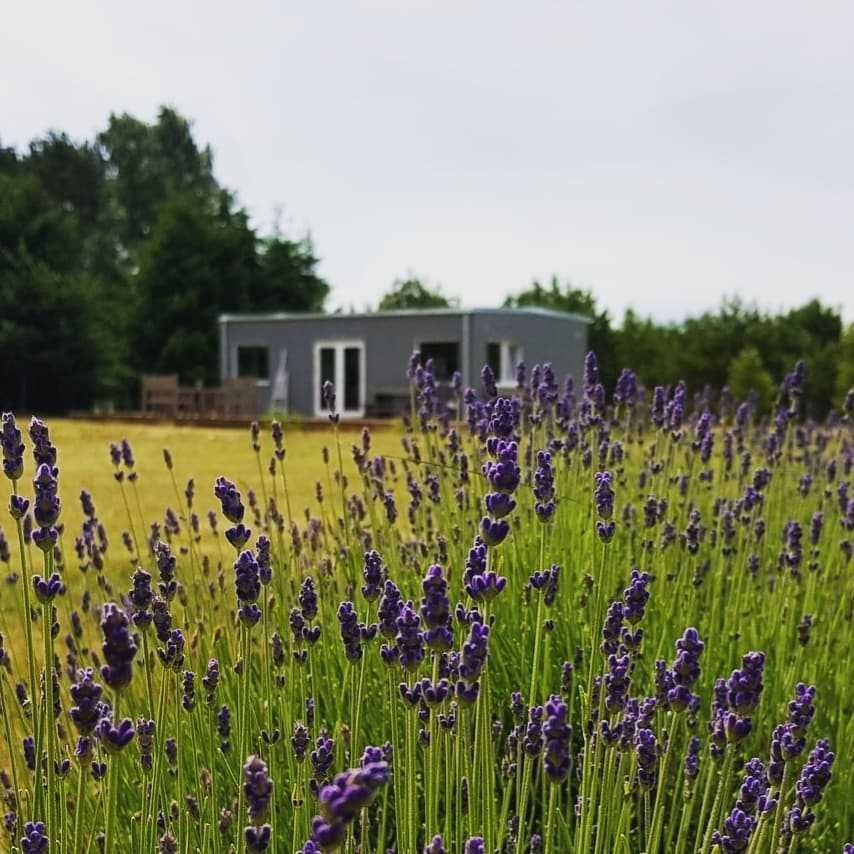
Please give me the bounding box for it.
[1,107,328,412]
[2,107,851,415]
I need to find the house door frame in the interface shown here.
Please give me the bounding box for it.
[313,339,366,418]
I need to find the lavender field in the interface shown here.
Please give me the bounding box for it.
[1,353,852,854]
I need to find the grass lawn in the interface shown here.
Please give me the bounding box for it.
[1,417,403,579]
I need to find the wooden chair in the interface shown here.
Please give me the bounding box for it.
[221,378,261,417]
[140,375,179,416]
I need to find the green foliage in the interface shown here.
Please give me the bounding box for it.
[727,346,775,414]
[0,412,851,850]
[0,257,118,412]
[97,107,218,248]
[504,276,617,389]
[378,276,454,310]
[258,234,329,312]
[835,324,854,402]
[507,279,844,415]
[0,108,329,411]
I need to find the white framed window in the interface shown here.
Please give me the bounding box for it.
[313,340,366,418]
[486,341,523,386]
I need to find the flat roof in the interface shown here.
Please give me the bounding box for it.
[219,306,592,324]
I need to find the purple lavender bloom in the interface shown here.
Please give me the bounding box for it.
[362,550,384,601]
[100,603,137,691]
[32,463,60,530]
[542,694,571,782]
[31,525,58,553]
[455,680,480,705]
[292,723,310,762]
[788,683,816,736]
[226,523,252,551]
[614,368,638,407]
[596,520,616,543]
[622,570,650,624]
[244,755,274,822]
[157,629,185,670]
[459,620,489,684]
[421,564,453,650]
[784,805,815,834]
[424,835,446,854]
[32,572,63,604]
[235,550,261,606]
[9,494,28,520]
[337,601,366,662]
[485,491,516,519]
[256,535,272,585]
[465,566,507,601]
[319,760,389,821]
[583,351,599,393]
[69,668,104,735]
[395,602,425,672]
[1,413,25,481]
[795,738,834,805]
[479,516,509,547]
[685,736,701,780]
[594,471,614,519]
[737,757,776,816]
[726,651,765,715]
[464,836,485,854]
[29,418,57,468]
[245,825,272,852]
[201,658,220,706]
[311,735,335,780]
[182,670,196,711]
[810,511,823,545]
[299,576,318,621]
[533,450,556,522]
[481,365,497,398]
[23,736,35,770]
[482,441,521,494]
[154,541,177,598]
[217,706,231,752]
[96,716,136,753]
[152,598,172,644]
[119,438,134,469]
[322,381,339,423]
[711,807,756,852]
[214,476,245,523]
[74,736,93,762]
[377,579,402,638]
[129,568,154,629]
[604,654,631,712]
[20,821,49,854]
[138,718,155,771]
[271,420,285,459]
[635,727,658,789]
[529,564,560,606]
[601,601,624,656]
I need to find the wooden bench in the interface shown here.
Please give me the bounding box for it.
[140,374,261,419]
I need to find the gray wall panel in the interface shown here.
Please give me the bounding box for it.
[219,311,587,416]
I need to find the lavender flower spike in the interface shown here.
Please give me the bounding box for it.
[244,754,274,823]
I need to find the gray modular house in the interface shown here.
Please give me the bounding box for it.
[218,307,589,418]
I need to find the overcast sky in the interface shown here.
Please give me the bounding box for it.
[3,1,852,321]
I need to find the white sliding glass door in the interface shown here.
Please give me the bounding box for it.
[313,340,366,417]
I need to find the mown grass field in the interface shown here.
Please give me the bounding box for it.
[1,417,402,574]
[1,378,852,854]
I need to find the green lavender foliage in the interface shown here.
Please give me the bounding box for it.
[0,366,852,854]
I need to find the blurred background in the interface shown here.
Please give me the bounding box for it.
[1,0,852,416]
